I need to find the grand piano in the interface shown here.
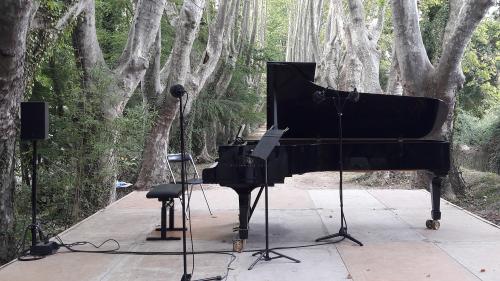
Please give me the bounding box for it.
[203,62,450,240]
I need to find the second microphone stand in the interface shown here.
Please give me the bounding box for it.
[315,89,363,246]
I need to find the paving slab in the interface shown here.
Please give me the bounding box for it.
[436,242,500,281]
[314,208,425,243]
[395,209,500,242]
[246,209,327,246]
[309,189,386,210]
[368,189,456,210]
[229,247,349,281]
[338,241,480,281]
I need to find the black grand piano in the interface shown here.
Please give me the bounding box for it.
[203,62,450,240]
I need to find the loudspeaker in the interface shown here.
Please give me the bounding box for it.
[21,102,49,140]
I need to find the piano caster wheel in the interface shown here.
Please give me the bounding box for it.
[426,219,440,230]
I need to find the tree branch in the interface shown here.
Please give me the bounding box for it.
[72,0,106,73]
[55,0,90,31]
[164,0,179,27]
[391,0,433,95]
[159,0,206,91]
[184,0,235,114]
[308,0,321,61]
[436,0,494,89]
[347,0,382,92]
[442,0,464,48]
[370,0,386,44]
[116,0,166,93]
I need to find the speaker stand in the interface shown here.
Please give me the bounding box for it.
[25,140,58,257]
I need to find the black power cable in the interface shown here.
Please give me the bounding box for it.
[20,233,344,280]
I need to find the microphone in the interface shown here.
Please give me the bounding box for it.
[347,88,360,103]
[170,84,186,98]
[312,90,326,104]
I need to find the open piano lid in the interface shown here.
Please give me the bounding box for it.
[266,62,448,140]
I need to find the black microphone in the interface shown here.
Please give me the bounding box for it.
[347,88,360,103]
[170,84,186,98]
[312,90,326,104]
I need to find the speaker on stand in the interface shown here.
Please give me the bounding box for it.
[20,102,59,258]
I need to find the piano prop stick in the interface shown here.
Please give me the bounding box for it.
[313,88,363,246]
[248,127,301,270]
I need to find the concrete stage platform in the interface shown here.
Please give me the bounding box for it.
[1,179,499,281]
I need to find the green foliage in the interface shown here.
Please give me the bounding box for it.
[420,0,449,63]
[454,108,499,146]
[160,17,176,65]
[265,0,290,61]
[189,58,265,156]
[459,18,500,117]
[95,0,134,65]
[14,3,152,243]
[453,16,499,173]
[486,109,500,173]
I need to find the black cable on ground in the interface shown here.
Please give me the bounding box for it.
[51,235,345,256]
[19,234,344,280]
[54,236,120,253]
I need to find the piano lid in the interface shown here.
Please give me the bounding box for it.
[266,62,448,140]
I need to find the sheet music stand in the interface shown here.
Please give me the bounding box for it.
[248,127,300,270]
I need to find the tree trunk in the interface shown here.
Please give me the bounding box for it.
[135,0,206,189]
[0,0,35,264]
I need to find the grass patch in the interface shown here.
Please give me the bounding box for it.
[453,168,500,225]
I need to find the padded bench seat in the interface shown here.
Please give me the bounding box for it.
[147,183,182,200]
[146,183,184,241]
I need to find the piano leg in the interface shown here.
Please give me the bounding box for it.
[237,191,251,239]
[427,176,443,230]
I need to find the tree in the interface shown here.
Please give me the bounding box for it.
[135,0,243,189]
[71,0,167,202]
[391,0,495,194]
[286,0,386,93]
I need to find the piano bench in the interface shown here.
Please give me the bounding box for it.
[146,183,184,241]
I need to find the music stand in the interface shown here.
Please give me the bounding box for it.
[248,128,300,270]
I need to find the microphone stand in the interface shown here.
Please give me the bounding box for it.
[315,89,363,246]
[177,93,191,281]
[172,85,219,281]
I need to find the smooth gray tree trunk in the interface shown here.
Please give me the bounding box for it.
[392,0,494,194]
[0,0,35,264]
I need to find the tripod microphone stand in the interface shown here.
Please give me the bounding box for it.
[314,89,363,246]
[170,85,191,281]
[171,85,222,281]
